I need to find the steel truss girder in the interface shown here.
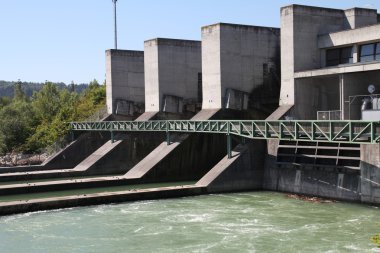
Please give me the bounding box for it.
[69,120,380,144]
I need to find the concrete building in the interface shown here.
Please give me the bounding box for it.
[265,4,380,204]
[201,23,280,113]
[106,49,145,117]
[144,38,202,114]
[279,5,380,120]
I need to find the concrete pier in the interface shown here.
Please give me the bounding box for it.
[201,23,280,114]
[144,38,202,114]
[106,50,145,116]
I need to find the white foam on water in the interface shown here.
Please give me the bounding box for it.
[0,192,379,252]
[132,226,143,233]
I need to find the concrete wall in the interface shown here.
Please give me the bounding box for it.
[140,133,227,183]
[144,38,201,112]
[291,76,340,120]
[106,50,144,114]
[360,144,380,204]
[263,157,361,202]
[201,23,280,110]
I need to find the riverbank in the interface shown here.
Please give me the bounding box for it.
[0,153,47,167]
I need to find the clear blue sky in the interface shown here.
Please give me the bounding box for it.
[0,0,379,84]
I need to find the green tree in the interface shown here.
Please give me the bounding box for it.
[13,80,26,101]
[27,85,78,150]
[0,101,37,154]
[75,80,106,119]
[32,82,61,121]
[0,97,11,109]
[0,78,106,154]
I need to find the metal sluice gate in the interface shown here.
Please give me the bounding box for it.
[70,120,380,158]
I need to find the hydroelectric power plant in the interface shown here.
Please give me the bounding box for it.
[1,3,380,251]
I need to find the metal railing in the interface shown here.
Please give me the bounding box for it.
[69,120,380,144]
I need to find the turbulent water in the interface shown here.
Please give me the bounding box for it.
[0,191,379,253]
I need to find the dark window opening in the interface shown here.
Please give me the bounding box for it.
[360,42,380,62]
[326,46,353,67]
[340,47,353,64]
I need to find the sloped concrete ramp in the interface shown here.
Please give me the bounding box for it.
[196,141,266,193]
[124,109,219,179]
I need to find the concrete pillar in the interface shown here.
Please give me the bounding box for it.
[105,50,144,115]
[352,44,359,63]
[339,74,345,120]
[201,23,280,110]
[144,38,201,113]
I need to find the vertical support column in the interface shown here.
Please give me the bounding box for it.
[339,74,345,120]
[166,131,170,145]
[111,131,114,143]
[227,134,232,159]
[352,45,358,63]
[70,130,75,142]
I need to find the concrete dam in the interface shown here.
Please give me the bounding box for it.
[1,5,380,215]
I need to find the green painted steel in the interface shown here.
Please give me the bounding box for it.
[69,120,380,144]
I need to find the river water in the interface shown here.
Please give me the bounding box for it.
[0,191,379,253]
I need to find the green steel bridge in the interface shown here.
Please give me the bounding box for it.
[69,120,380,142]
[70,120,380,158]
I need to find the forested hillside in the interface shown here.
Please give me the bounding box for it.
[0,79,106,155]
[0,80,88,98]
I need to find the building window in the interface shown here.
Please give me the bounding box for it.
[360,42,380,62]
[340,47,353,64]
[326,46,353,67]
